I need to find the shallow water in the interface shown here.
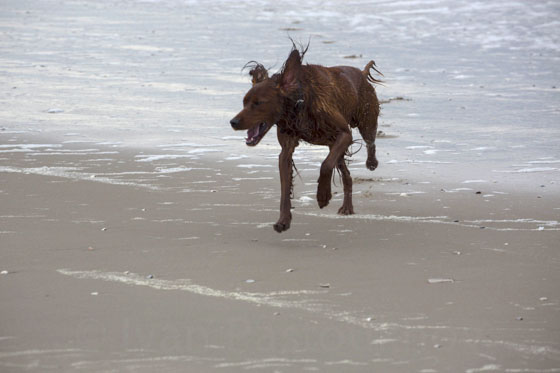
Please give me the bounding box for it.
[1,0,559,188]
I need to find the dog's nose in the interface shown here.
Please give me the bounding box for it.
[230,118,240,129]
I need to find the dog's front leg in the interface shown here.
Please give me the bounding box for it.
[274,132,298,233]
[317,130,353,209]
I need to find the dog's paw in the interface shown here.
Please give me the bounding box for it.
[366,157,378,171]
[273,221,291,233]
[338,204,355,215]
[317,186,332,209]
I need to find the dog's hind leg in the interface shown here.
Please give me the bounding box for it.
[317,128,353,209]
[358,108,379,171]
[336,158,354,215]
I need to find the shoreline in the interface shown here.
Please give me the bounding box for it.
[2,128,559,194]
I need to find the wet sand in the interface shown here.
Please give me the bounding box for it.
[1,136,559,372]
[1,0,560,371]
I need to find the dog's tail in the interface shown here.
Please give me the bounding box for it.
[362,60,384,85]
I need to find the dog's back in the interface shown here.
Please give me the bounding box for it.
[302,64,379,127]
[284,62,379,168]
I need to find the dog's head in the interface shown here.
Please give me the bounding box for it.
[230,49,303,146]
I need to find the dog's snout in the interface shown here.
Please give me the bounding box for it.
[230,117,240,129]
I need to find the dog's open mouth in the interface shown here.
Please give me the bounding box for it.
[245,122,272,146]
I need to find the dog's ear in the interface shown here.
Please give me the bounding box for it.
[279,49,301,93]
[243,61,269,85]
[249,64,269,85]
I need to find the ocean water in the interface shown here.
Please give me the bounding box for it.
[0,0,559,186]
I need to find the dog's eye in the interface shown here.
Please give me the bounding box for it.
[254,101,261,106]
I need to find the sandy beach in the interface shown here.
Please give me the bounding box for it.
[1,0,560,372]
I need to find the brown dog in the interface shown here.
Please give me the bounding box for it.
[230,46,382,233]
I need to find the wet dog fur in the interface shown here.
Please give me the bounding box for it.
[230,45,382,233]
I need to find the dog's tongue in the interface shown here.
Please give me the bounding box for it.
[247,125,260,141]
